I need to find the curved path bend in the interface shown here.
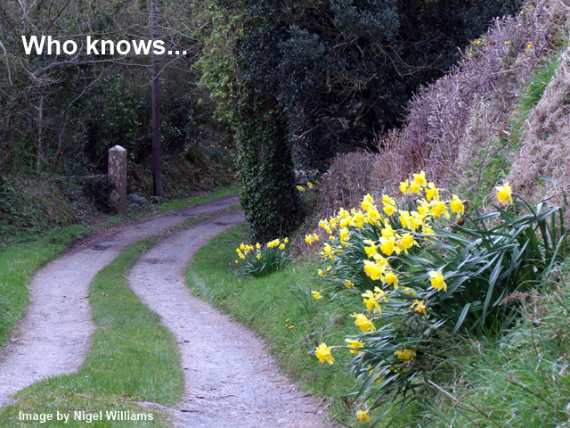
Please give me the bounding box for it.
[129,212,331,428]
[0,196,238,408]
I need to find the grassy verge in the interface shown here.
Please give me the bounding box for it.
[186,224,361,425]
[0,225,88,347]
[156,185,238,213]
[0,241,183,427]
[426,272,570,428]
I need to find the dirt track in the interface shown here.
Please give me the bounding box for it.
[129,212,331,427]
[0,197,238,408]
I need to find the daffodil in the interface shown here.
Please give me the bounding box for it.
[361,194,375,212]
[409,181,422,194]
[267,239,281,249]
[364,244,378,258]
[425,182,440,201]
[315,343,335,365]
[429,270,447,292]
[362,290,381,313]
[365,207,382,224]
[430,200,449,219]
[304,233,320,245]
[339,228,351,245]
[381,225,395,239]
[352,211,367,228]
[383,203,397,216]
[380,237,398,256]
[394,348,416,362]
[296,185,305,192]
[384,271,399,288]
[363,260,384,281]
[344,279,355,289]
[399,211,420,231]
[496,182,513,206]
[319,219,332,235]
[397,233,417,253]
[352,313,376,332]
[411,299,427,315]
[422,224,434,236]
[400,180,410,195]
[417,199,431,217]
[321,243,335,260]
[413,171,428,188]
[449,194,465,216]
[311,290,323,301]
[382,194,396,207]
[345,339,364,354]
[356,409,370,423]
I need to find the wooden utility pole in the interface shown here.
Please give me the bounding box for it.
[149,0,162,196]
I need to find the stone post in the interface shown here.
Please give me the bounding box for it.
[108,145,128,214]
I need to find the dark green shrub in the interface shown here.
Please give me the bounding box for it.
[81,175,115,213]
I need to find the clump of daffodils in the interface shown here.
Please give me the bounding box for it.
[234,237,290,277]
[310,172,563,412]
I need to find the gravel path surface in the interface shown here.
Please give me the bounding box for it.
[129,213,333,428]
[0,197,238,408]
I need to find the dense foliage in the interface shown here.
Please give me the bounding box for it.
[198,0,523,169]
[308,173,564,420]
[195,0,522,238]
[0,0,223,178]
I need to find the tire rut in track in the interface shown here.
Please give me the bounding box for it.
[129,212,333,428]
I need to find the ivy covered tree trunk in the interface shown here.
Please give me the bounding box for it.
[235,87,302,242]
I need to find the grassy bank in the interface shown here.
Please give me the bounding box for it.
[430,273,570,428]
[0,241,183,427]
[186,225,570,427]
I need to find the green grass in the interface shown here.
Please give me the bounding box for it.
[0,241,183,427]
[156,185,238,213]
[510,55,561,148]
[186,224,360,425]
[0,225,88,347]
[425,276,570,428]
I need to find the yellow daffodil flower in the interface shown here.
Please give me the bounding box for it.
[411,299,427,315]
[315,343,335,365]
[394,348,416,362]
[384,271,399,288]
[345,339,364,354]
[496,182,513,206]
[356,409,370,423]
[429,270,447,292]
[352,313,376,332]
[449,194,465,216]
[363,260,384,281]
[344,279,355,289]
